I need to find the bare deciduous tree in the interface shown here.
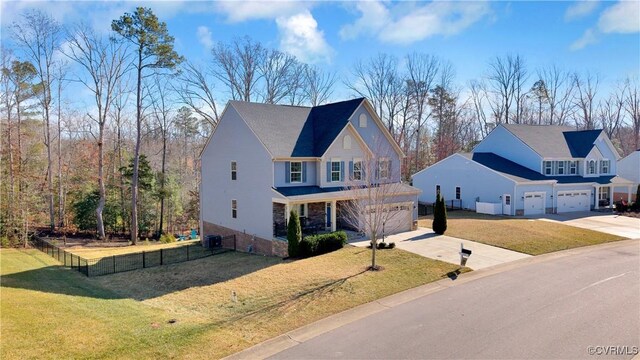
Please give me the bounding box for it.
[573,72,599,129]
[538,65,574,125]
[211,36,264,102]
[624,77,640,150]
[12,9,62,230]
[304,65,335,106]
[176,60,219,127]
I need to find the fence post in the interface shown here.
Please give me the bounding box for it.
[160,249,163,265]
[143,251,146,268]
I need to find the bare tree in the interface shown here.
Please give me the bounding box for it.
[341,141,411,270]
[530,79,548,125]
[110,74,132,234]
[597,81,627,139]
[513,55,529,124]
[1,49,17,227]
[469,79,492,137]
[259,48,298,104]
[538,65,574,125]
[211,36,264,101]
[624,77,640,150]
[64,23,129,239]
[304,65,336,106]
[176,60,219,127]
[487,55,526,124]
[12,9,62,230]
[573,72,599,129]
[406,53,439,173]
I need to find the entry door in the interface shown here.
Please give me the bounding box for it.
[325,202,332,229]
[502,195,511,215]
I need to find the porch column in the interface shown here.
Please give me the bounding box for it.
[594,185,599,209]
[331,200,337,232]
[628,185,633,203]
[284,203,290,225]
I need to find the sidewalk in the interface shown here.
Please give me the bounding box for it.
[350,228,531,270]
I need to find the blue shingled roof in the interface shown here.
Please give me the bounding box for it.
[274,186,347,197]
[563,130,602,157]
[472,152,621,184]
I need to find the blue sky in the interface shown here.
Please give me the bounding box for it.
[2,0,639,103]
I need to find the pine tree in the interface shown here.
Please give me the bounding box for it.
[432,193,448,235]
[287,210,301,257]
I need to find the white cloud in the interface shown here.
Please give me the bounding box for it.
[197,26,214,49]
[597,0,640,33]
[276,10,333,64]
[339,0,492,45]
[216,1,311,22]
[570,28,598,50]
[565,1,599,21]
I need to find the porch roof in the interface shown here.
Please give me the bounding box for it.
[273,183,420,202]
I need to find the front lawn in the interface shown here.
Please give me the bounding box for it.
[418,211,626,255]
[59,239,200,258]
[1,246,464,359]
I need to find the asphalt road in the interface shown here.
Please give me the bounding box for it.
[271,241,640,359]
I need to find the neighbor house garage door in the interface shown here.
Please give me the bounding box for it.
[524,192,545,215]
[557,191,591,213]
[362,203,412,235]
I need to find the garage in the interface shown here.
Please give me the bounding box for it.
[524,192,545,215]
[557,191,591,213]
[362,202,412,235]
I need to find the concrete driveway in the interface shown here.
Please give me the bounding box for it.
[350,228,531,270]
[535,211,640,238]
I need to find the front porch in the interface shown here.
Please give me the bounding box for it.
[272,200,358,238]
[594,183,635,210]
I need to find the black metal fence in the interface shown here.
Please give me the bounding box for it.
[31,236,231,277]
[418,200,463,216]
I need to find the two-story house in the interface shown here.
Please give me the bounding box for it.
[412,124,635,216]
[200,98,420,256]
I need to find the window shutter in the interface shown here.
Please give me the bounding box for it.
[340,161,345,181]
[302,162,307,182]
[349,161,353,179]
[285,161,291,183]
[326,161,331,182]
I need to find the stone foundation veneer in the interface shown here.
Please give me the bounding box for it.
[202,221,288,257]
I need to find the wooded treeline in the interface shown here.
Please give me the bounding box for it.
[1,7,639,244]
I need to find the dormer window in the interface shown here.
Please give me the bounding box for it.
[557,161,565,175]
[600,160,609,174]
[569,161,577,175]
[587,160,597,175]
[544,161,552,175]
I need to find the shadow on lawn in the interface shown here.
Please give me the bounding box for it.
[1,252,280,301]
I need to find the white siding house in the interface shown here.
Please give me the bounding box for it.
[412,124,635,216]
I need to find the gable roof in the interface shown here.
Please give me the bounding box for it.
[230,98,365,158]
[469,152,629,185]
[500,124,603,158]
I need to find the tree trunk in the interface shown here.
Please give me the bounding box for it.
[57,82,64,227]
[117,120,126,235]
[158,131,167,237]
[6,104,15,227]
[131,51,142,245]
[45,102,55,231]
[96,124,106,240]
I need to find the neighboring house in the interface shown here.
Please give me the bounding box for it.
[200,98,420,256]
[615,149,640,201]
[412,124,636,216]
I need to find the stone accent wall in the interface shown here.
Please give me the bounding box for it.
[202,221,285,257]
[273,203,286,228]
[307,202,326,226]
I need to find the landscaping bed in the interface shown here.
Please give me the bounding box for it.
[1,246,465,359]
[418,212,626,255]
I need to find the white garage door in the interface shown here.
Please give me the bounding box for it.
[524,192,545,215]
[557,191,591,213]
[362,203,412,235]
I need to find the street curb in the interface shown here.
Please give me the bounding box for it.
[224,238,639,360]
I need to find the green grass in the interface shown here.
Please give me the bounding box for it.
[418,211,626,255]
[61,239,200,258]
[1,246,464,359]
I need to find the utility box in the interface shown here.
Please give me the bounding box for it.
[205,235,222,248]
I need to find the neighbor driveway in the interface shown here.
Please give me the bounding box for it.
[535,212,640,238]
[350,228,531,270]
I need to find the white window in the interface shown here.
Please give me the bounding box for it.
[343,135,352,150]
[231,161,237,180]
[378,158,390,179]
[600,160,610,174]
[331,161,341,182]
[587,160,596,175]
[298,204,307,218]
[598,187,610,201]
[544,161,553,175]
[557,161,565,175]
[569,161,577,175]
[290,161,302,183]
[455,186,461,200]
[359,113,367,127]
[231,199,237,219]
[353,159,362,180]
